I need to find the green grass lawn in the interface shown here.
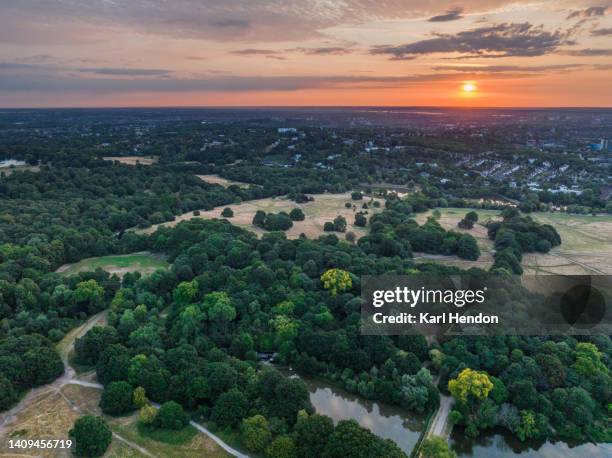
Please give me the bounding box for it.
[57,252,169,277]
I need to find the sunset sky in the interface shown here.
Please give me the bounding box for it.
[1,1,611,107]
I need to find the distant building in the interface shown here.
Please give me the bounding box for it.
[278,127,297,133]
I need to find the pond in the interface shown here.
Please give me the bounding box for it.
[280,368,426,455]
[451,427,612,457]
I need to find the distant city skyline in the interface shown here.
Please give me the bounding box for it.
[1,1,611,107]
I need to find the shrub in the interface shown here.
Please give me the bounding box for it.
[221,207,234,217]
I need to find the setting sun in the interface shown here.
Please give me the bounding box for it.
[461,82,478,93]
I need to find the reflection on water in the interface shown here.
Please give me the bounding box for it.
[451,427,612,458]
[281,368,425,454]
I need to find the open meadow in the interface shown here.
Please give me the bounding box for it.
[137,192,385,239]
[56,252,169,277]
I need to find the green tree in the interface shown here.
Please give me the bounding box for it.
[289,208,305,221]
[73,280,105,314]
[456,234,480,260]
[74,326,119,366]
[295,413,334,458]
[100,381,135,416]
[241,415,272,453]
[221,207,234,217]
[333,215,347,232]
[266,435,297,458]
[0,375,17,410]
[133,386,147,408]
[139,404,157,425]
[354,212,367,227]
[154,401,189,430]
[211,388,248,428]
[173,280,199,306]
[69,415,112,457]
[421,436,457,458]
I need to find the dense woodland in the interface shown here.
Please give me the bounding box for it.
[0,116,610,456]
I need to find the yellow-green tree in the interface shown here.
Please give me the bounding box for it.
[320,269,352,296]
[133,387,147,408]
[139,404,157,425]
[448,368,493,403]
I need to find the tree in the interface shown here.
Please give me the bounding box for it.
[289,208,305,221]
[351,191,363,200]
[69,415,112,457]
[448,368,493,403]
[354,212,367,227]
[333,215,347,232]
[456,234,480,260]
[421,436,457,458]
[465,211,479,223]
[295,414,334,458]
[211,388,248,428]
[133,386,147,408]
[154,401,189,430]
[221,207,234,217]
[267,435,297,458]
[139,403,157,425]
[0,375,17,410]
[23,347,64,386]
[173,279,199,306]
[73,279,105,314]
[323,222,335,232]
[321,269,352,296]
[96,344,131,385]
[270,378,310,425]
[253,210,267,227]
[345,231,356,243]
[74,326,119,366]
[241,415,272,453]
[100,381,135,415]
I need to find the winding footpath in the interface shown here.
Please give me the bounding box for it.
[0,312,249,458]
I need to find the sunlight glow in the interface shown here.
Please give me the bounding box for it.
[461,82,477,93]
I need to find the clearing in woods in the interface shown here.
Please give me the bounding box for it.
[415,208,612,275]
[196,174,251,188]
[56,252,169,277]
[136,192,385,239]
[103,156,158,166]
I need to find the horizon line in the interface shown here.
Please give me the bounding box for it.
[2,105,612,110]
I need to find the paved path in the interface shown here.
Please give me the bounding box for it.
[427,393,453,438]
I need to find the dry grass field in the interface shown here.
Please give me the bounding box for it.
[415,208,612,275]
[138,192,385,239]
[103,156,158,166]
[196,174,250,188]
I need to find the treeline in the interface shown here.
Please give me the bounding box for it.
[0,162,263,263]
